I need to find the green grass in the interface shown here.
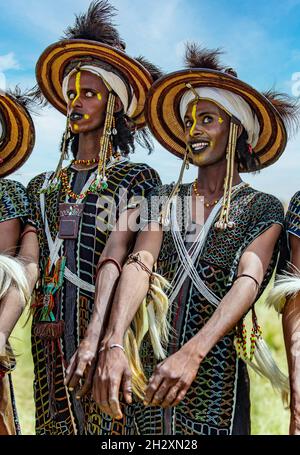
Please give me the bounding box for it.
[10,298,290,435]
[10,310,35,435]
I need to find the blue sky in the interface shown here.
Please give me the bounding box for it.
[1,0,300,201]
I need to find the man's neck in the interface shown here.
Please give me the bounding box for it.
[76,129,104,160]
[196,158,242,197]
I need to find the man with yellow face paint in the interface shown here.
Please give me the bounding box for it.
[79,43,299,435]
[26,1,161,435]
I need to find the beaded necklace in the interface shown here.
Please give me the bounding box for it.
[71,157,99,166]
[192,179,220,208]
[60,152,123,200]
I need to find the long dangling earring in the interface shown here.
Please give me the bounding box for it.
[90,92,116,192]
[160,83,199,226]
[214,116,240,231]
[160,148,190,227]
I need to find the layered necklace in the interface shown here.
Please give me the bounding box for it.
[60,152,122,201]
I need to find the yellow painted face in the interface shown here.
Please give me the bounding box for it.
[184,99,231,167]
[189,101,198,137]
[71,71,82,107]
[67,70,110,134]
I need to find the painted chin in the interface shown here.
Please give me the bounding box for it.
[189,146,215,166]
[69,114,92,133]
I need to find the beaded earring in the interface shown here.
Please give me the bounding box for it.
[90,92,116,192]
[235,308,262,362]
[214,116,240,231]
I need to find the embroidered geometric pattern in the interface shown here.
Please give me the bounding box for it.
[0,178,29,225]
[0,178,28,435]
[286,191,300,239]
[27,161,161,435]
[133,183,284,435]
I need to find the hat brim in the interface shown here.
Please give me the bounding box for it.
[36,39,153,128]
[145,69,287,171]
[0,92,35,178]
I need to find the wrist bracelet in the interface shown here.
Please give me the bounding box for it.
[96,257,122,277]
[126,252,152,276]
[109,343,125,353]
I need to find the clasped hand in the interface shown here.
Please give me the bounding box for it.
[64,340,201,419]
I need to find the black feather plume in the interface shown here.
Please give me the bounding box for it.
[7,85,48,115]
[134,56,164,82]
[184,42,225,71]
[63,0,126,50]
[262,90,300,136]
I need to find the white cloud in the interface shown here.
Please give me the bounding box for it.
[0,53,20,72]
[4,0,300,204]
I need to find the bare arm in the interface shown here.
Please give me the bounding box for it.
[144,223,282,408]
[282,233,300,434]
[64,208,143,393]
[92,223,163,417]
[18,226,40,290]
[0,224,39,354]
[101,224,163,346]
[0,219,21,255]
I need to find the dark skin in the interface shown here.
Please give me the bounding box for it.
[67,70,122,163]
[283,233,300,435]
[63,70,125,391]
[65,99,282,419]
[184,99,242,206]
[0,219,21,256]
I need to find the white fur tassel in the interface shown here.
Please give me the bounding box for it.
[126,272,171,366]
[0,255,29,303]
[266,266,300,313]
[147,303,167,359]
[245,337,289,405]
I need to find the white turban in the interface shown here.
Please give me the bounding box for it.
[62,65,137,117]
[179,87,260,148]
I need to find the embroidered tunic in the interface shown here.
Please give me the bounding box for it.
[277,191,300,275]
[27,161,160,435]
[0,178,29,435]
[126,183,284,435]
[286,191,300,240]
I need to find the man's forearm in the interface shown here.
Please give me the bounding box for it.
[102,252,154,345]
[85,263,121,341]
[0,287,25,354]
[18,229,40,291]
